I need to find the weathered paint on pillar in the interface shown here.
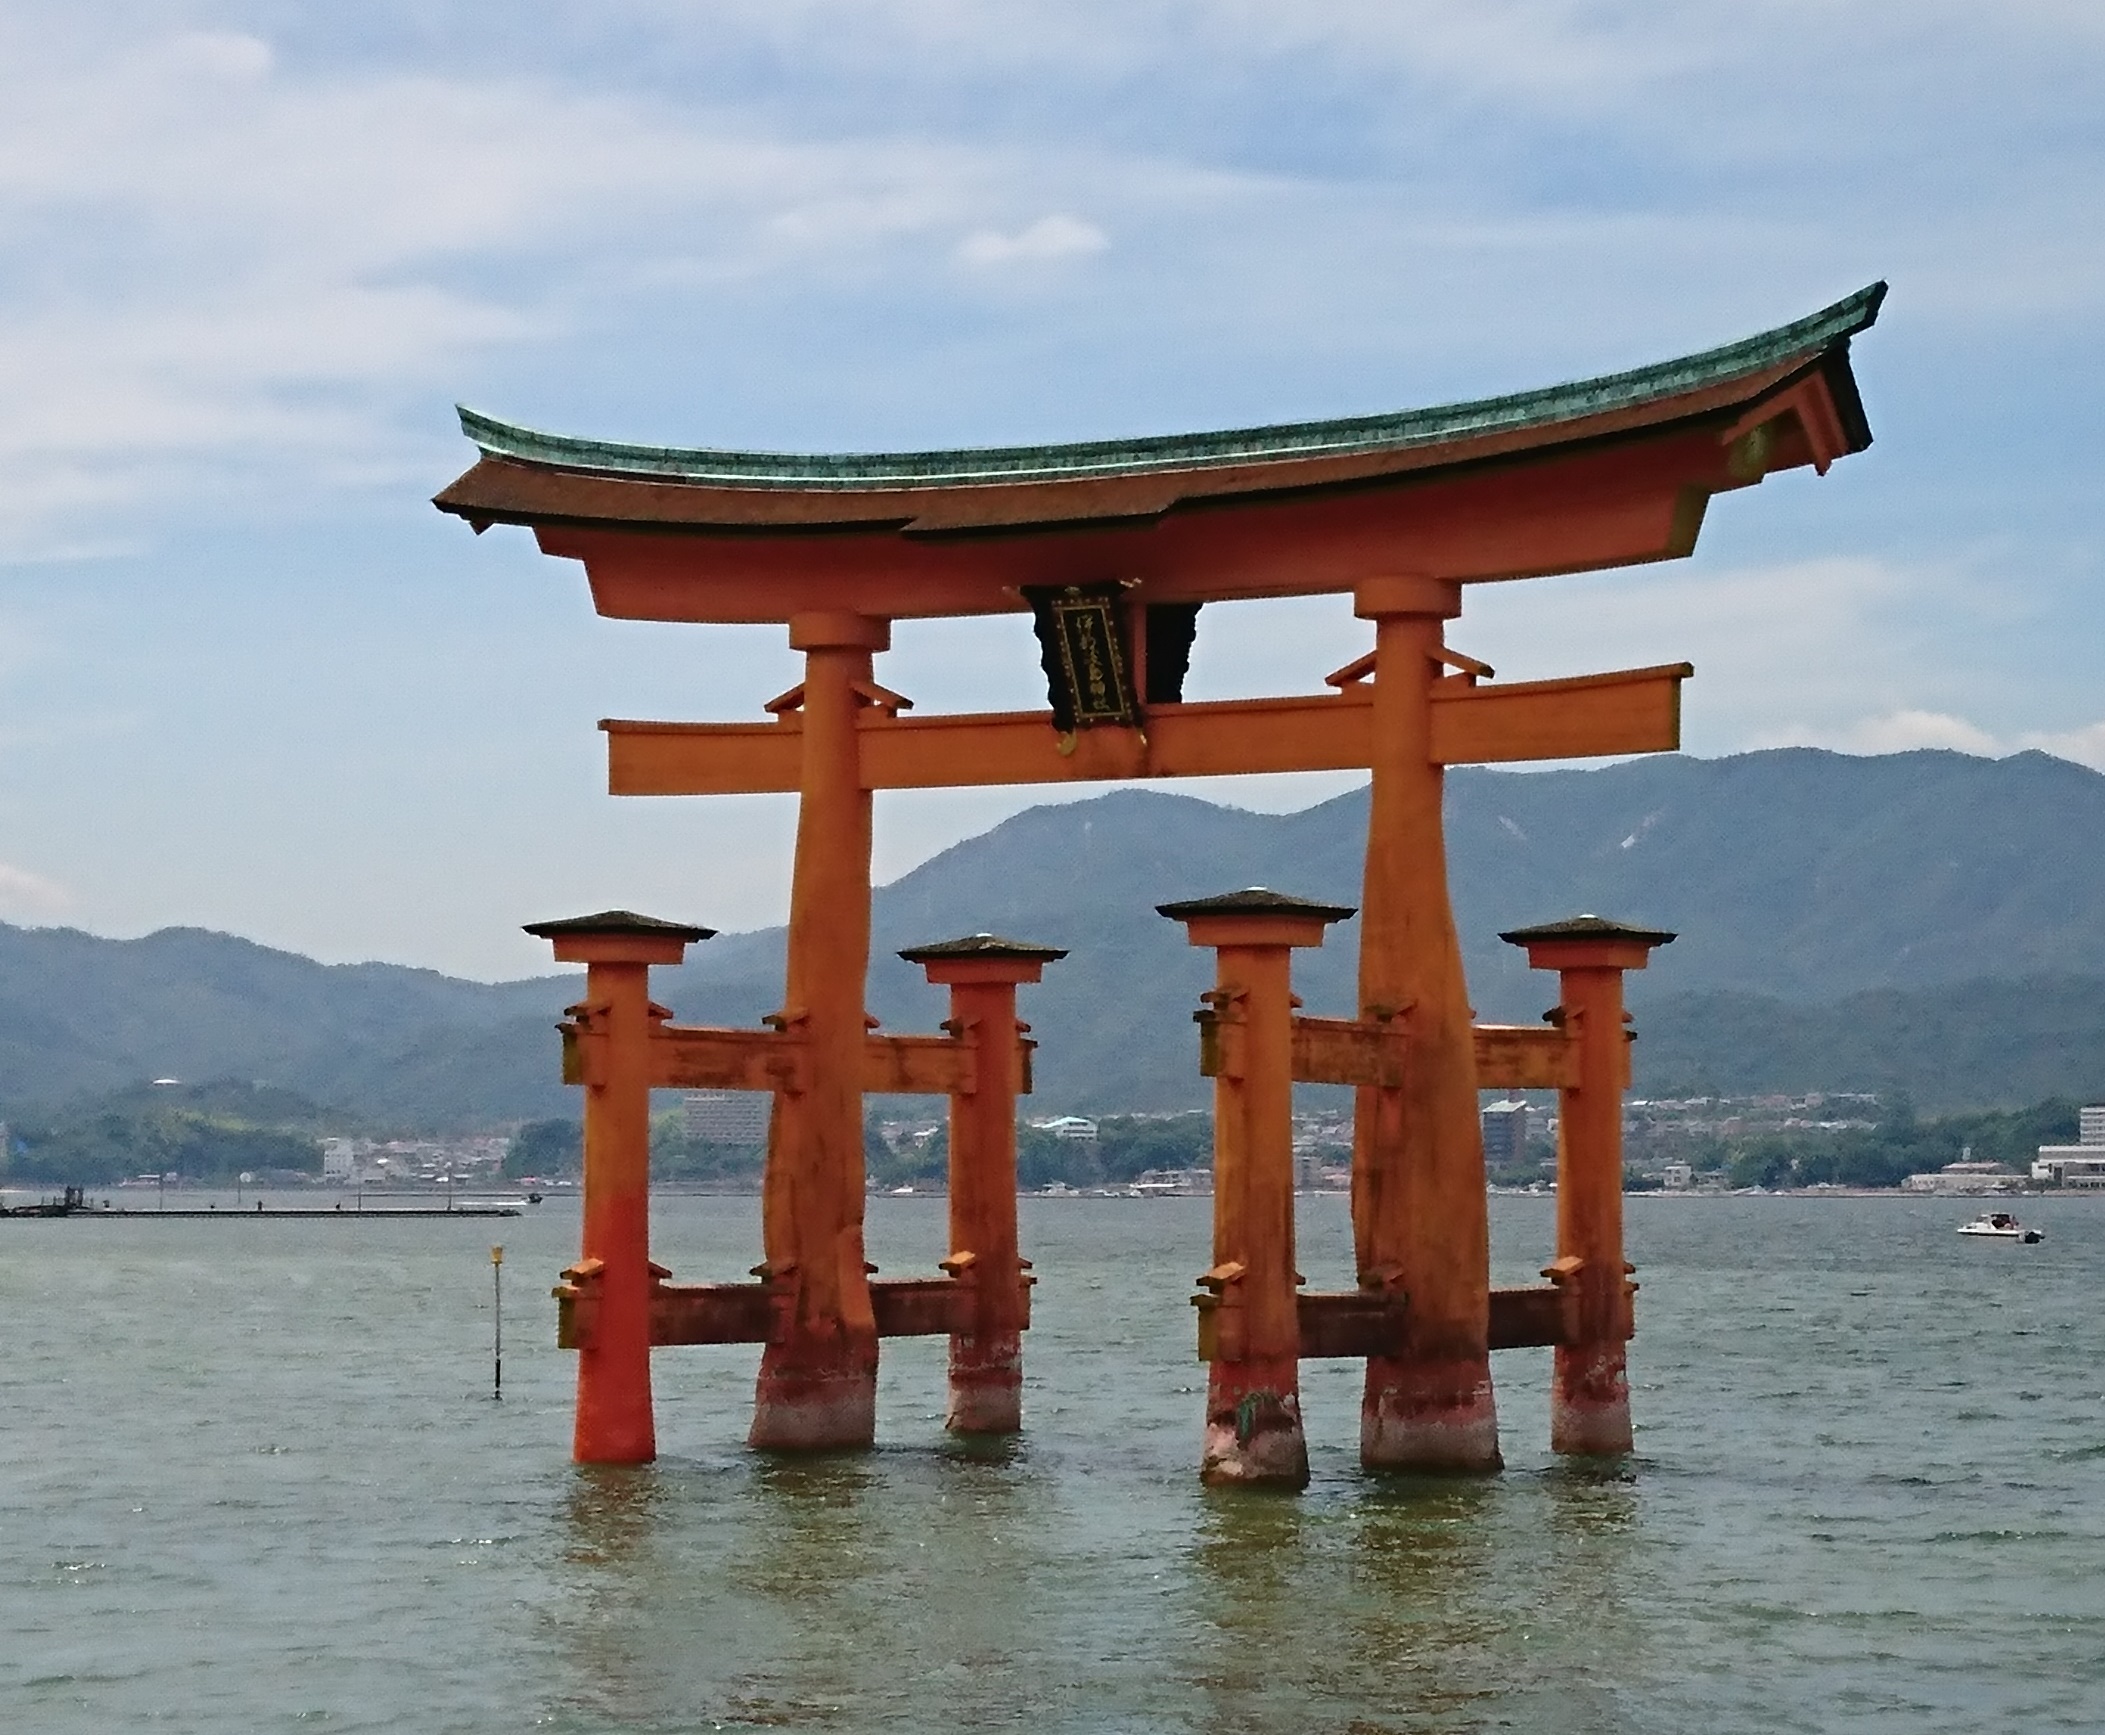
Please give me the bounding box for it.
[525,911,711,1465]
[1502,915,1674,1455]
[1351,576,1501,1472]
[754,611,890,1450]
[1164,889,1352,1488]
[901,934,1066,1434]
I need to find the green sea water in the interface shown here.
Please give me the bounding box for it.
[4,1193,2101,1732]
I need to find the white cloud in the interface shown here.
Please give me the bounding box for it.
[1798,709,2003,757]
[2019,721,2105,769]
[0,21,1041,552]
[955,213,1108,267]
[1748,709,2105,773]
[0,1,2097,561]
[0,861,72,917]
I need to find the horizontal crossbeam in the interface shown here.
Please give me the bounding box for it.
[562,1023,993,1096]
[556,1273,1031,1349]
[602,663,1692,796]
[1198,1015,1584,1091]
[1194,1283,1592,1360]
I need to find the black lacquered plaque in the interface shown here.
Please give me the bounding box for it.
[1025,584,1140,731]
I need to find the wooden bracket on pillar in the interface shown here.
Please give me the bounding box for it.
[1191,1260,1248,1363]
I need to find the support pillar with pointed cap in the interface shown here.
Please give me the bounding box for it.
[524,909,714,1465]
[1501,914,1674,1455]
[1162,888,1354,1487]
[1352,575,1501,1472]
[900,932,1066,1434]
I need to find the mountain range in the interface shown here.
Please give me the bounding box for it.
[5,747,2103,1124]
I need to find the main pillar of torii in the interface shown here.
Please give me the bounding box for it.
[437,284,1885,1467]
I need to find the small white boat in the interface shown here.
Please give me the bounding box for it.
[1957,1210,2044,1243]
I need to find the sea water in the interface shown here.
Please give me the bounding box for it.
[2,1193,2101,1733]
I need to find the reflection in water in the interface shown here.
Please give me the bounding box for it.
[1185,1468,1647,1735]
[560,1462,672,1569]
[541,1433,1652,1734]
[544,1465,676,1729]
[544,1446,1067,1734]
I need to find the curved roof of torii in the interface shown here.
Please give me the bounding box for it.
[433,283,1883,620]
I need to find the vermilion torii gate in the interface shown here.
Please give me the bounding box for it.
[440,282,1884,1473]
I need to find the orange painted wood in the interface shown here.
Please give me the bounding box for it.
[862,1032,978,1097]
[1209,946,1302,1369]
[1487,1285,1574,1351]
[1214,1017,1581,1092]
[1427,663,1690,765]
[1352,589,1501,1471]
[1539,949,1654,1454]
[607,716,805,795]
[640,1026,977,1095]
[936,974,1035,1432]
[538,429,1730,624]
[1184,925,1311,1486]
[1289,1015,1410,1089]
[752,624,882,1448]
[1470,1025,1582,1090]
[562,1277,997,1347]
[571,959,658,1464]
[1294,1290,1410,1360]
[601,663,1690,796]
[651,1026,808,1093]
[1556,967,1636,1343]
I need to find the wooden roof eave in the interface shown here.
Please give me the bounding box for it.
[431,349,1859,543]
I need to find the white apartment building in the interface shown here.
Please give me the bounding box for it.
[2033,1104,2105,1189]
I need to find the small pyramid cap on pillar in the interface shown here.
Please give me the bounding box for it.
[1498,914,1675,948]
[523,909,716,965]
[1156,887,1357,923]
[1500,913,1674,972]
[900,931,1067,985]
[1159,887,1356,949]
[897,933,1068,964]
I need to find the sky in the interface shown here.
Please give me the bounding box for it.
[0,1,2100,980]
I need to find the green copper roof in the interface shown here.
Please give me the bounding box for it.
[457,283,1884,492]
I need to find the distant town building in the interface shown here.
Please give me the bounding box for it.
[1901,1159,2020,1196]
[1031,1115,1100,1142]
[1660,1161,1694,1191]
[321,1138,357,1181]
[1480,1099,1529,1166]
[2033,1105,2105,1190]
[683,1090,769,1145]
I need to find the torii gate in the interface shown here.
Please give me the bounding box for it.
[440,282,1884,1473]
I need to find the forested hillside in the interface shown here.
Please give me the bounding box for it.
[5,748,2103,1123]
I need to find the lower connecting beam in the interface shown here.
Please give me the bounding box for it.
[556,1270,1033,1349]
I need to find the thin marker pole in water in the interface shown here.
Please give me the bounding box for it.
[491,1244,505,1401]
